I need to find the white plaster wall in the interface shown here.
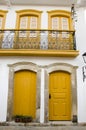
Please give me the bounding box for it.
[0,5,86,123]
[0,56,81,122]
[75,8,86,123]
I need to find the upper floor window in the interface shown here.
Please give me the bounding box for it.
[52,17,69,30]
[47,10,74,49]
[16,9,42,29]
[47,10,74,30]
[14,9,42,48]
[19,16,38,37]
[20,16,37,29]
[0,10,8,29]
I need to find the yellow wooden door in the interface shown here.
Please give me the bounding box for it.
[13,70,36,118]
[49,71,71,120]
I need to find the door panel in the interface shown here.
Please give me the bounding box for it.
[13,70,36,118]
[49,71,71,120]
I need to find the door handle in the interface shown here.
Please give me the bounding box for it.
[49,94,51,99]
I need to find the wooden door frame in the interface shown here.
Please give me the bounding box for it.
[7,62,41,122]
[44,63,78,123]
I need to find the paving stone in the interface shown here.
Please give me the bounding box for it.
[0,125,86,130]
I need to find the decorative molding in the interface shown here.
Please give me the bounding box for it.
[7,62,41,122]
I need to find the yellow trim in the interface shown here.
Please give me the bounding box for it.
[0,29,74,32]
[0,49,79,57]
[47,10,74,30]
[0,10,8,13]
[16,9,42,14]
[0,10,8,29]
[47,10,71,15]
[15,9,42,29]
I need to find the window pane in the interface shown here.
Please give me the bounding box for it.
[20,16,28,29]
[52,17,59,37]
[61,17,69,30]
[0,17,3,29]
[30,17,37,37]
[52,17,59,29]
[30,17,37,29]
[61,17,69,38]
[19,17,28,37]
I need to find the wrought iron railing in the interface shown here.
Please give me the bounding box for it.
[0,29,76,50]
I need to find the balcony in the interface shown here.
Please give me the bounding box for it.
[0,29,79,57]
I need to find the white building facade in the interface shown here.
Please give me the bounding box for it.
[0,4,86,124]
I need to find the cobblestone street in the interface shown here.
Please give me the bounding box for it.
[0,122,86,130]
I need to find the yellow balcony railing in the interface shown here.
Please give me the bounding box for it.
[0,29,76,49]
[0,29,79,57]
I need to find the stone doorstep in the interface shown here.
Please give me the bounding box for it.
[0,121,81,127]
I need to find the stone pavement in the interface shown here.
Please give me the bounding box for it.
[0,125,86,130]
[0,122,86,130]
